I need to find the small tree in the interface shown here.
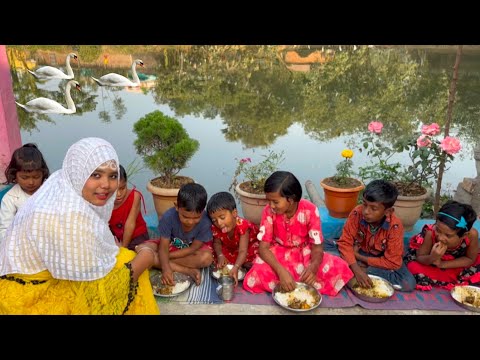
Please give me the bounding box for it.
[133,110,199,188]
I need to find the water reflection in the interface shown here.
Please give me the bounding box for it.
[7,45,480,214]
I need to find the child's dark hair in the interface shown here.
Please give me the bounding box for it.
[118,164,127,182]
[363,180,398,209]
[177,183,207,213]
[4,143,50,184]
[207,192,237,215]
[437,200,477,237]
[264,171,302,202]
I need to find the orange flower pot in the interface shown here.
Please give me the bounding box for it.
[320,178,365,218]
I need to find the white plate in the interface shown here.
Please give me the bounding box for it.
[451,285,480,312]
[272,282,322,312]
[347,275,394,303]
[150,271,193,297]
[211,264,246,281]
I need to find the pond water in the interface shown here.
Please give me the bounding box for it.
[8,45,480,215]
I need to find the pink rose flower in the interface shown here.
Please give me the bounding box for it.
[368,121,383,134]
[416,135,432,148]
[421,123,440,136]
[440,136,462,155]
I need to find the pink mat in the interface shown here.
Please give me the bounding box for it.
[231,285,468,312]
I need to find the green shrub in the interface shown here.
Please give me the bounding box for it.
[133,110,199,187]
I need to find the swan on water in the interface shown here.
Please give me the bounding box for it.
[91,59,144,87]
[27,53,78,80]
[15,80,81,114]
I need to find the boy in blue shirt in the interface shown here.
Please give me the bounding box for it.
[136,183,213,285]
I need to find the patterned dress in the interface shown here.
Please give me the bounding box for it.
[404,224,480,290]
[211,216,259,265]
[243,199,353,296]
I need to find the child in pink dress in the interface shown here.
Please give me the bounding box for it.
[243,171,353,296]
[207,191,259,285]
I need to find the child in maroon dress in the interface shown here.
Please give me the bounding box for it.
[207,192,259,285]
[109,165,149,250]
[404,200,480,290]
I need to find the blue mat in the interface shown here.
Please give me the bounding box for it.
[153,267,223,304]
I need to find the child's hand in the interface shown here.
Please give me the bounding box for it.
[161,269,175,286]
[217,254,228,268]
[431,242,447,259]
[229,266,239,286]
[300,266,316,286]
[278,268,296,292]
[352,265,373,288]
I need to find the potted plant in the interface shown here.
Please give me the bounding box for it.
[356,120,462,231]
[229,150,285,225]
[320,149,365,218]
[133,110,199,218]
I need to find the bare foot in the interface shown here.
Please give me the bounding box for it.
[185,268,201,286]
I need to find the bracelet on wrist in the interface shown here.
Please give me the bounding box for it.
[218,254,224,258]
[233,264,240,268]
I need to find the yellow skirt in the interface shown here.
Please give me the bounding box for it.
[0,247,160,315]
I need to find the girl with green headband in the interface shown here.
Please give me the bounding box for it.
[404,200,480,291]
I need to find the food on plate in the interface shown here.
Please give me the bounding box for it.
[274,287,320,310]
[212,264,245,279]
[352,278,393,298]
[452,286,480,308]
[153,280,190,296]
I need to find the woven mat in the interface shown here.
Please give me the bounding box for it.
[152,267,468,311]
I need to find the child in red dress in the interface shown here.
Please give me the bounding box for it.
[109,165,149,250]
[207,192,259,285]
[404,200,480,290]
[243,171,353,296]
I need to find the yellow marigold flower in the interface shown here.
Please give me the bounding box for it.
[341,149,354,159]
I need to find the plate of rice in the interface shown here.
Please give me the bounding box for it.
[451,285,480,312]
[211,264,246,281]
[272,282,322,312]
[150,271,193,297]
[348,275,394,302]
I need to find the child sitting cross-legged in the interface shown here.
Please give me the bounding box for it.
[207,191,259,286]
[323,179,416,292]
[135,183,213,286]
[404,200,480,290]
[243,171,354,296]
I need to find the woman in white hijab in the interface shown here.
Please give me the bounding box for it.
[0,137,159,314]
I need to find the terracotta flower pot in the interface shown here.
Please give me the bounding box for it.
[146,176,194,218]
[320,178,365,218]
[235,183,268,226]
[393,192,429,232]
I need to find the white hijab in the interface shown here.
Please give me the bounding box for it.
[0,137,120,281]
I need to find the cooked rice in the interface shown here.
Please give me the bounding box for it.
[452,286,480,308]
[352,278,393,298]
[153,280,190,296]
[213,264,245,279]
[274,287,318,309]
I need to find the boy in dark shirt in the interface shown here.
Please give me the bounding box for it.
[136,183,213,285]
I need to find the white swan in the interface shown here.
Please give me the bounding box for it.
[91,59,144,87]
[27,53,78,80]
[15,80,81,114]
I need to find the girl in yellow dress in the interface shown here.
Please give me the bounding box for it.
[0,137,159,315]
